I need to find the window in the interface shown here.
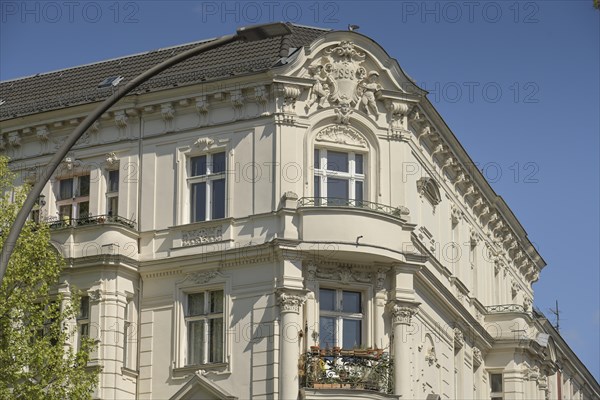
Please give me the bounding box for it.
[123,297,136,370]
[188,152,226,222]
[56,175,90,222]
[185,290,224,365]
[77,296,90,350]
[107,170,119,217]
[490,373,503,400]
[319,288,363,349]
[314,149,364,206]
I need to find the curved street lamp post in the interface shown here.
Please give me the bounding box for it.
[0,22,292,280]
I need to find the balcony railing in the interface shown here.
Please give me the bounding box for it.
[300,348,393,393]
[298,197,409,219]
[46,214,136,230]
[486,304,526,314]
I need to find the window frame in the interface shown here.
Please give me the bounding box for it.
[313,148,366,205]
[489,372,504,400]
[187,152,227,223]
[106,169,119,217]
[184,289,224,366]
[77,295,90,351]
[318,287,365,349]
[173,276,231,372]
[55,175,91,222]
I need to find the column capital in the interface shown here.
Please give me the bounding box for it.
[388,301,420,326]
[276,288,308,314]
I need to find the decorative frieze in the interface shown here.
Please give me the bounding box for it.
[315,125,367,148]
[8,131,21,147]
[182,226,223,247]
[185,270,222,284]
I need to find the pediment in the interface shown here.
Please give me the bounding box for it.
[170,374,237,400]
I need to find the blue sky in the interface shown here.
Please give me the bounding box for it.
[2,0,599,380]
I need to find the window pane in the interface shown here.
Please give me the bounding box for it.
[108,197,118,217]
[211,179,225,219]
[188,320,204,365]
[314,176,320,198]
[342,319,361,349]
[327,178,349,204]
[209,318,223,363]
[191,156,207,177]
[59,204,72,221]
[319,316,336,348]
[60,179,73,200]
[355,181,363,204]
[491,374,503,392]
[191,182,206,222]
[212,152,226,174]
[78,202,89,218]
[342,291,361,313]
[210,290,224,313]
[80,323,89,338]
[314,149,320,169]
[188,293,205,316]
[319,289,335,311]
[79,296,89,319]
[108,170,119,192]
[355,154,364,174]
[79,175,90,197]
[326,151,348,172]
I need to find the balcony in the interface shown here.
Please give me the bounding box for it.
[46,214,136,230]
[297,197,409,220]
[300,348,393,394]
[486,304,526,314]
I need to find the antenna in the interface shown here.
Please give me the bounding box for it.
[549,300,560,332]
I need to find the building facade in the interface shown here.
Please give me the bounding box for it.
[1,25,598,400]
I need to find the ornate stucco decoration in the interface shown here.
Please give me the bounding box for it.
[88,289,103,302]
[276,290,307,314]
[230,89,244,120]
[105,152,119,167]
[453,327,464,348]
[390,303,419,325]
[385,99,411,139]
[195,95,209,126]
[194,137,214,150]
[473,348,483,366]
[305,262,317,282]
[306,41,383,122]
[36,125,49,141]
[450,204,463,225]
[114,110,128,128]
[523,297,533,312]
[511,280,519,298]
[182,226,223,247]
[161,103,175,121]
[425,346,438,366]
[315,125,367,148]
[254,85,268,115]
[8,131,21,147]
[185,270,222,284]
[375,269,387,291]
[315,264,371,284]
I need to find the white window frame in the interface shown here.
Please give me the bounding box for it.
[106,169,119,217]
[318,287,364,349]
[183,289,225,366]
[314,148,365,204]
[187,152,227,223]
[123,296,136,371]
[489,372,504,400]
[77,295,90,351]
[56,175,91,221]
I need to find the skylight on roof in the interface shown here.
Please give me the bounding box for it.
[98,76,123,88]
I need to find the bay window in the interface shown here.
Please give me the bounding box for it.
[189,152,226,222]
[319,288,363,349]
[314,149,364,206]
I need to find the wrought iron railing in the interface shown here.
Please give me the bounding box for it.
[46,214,136,230]
[298,197,409,219]
[486,304,526,314]
[300,348,393,393]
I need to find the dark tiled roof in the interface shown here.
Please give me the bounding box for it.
[0,24,328,121]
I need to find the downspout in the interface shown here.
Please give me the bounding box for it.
[135,110,143,399]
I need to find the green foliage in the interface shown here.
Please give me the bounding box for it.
[0,156,98,399]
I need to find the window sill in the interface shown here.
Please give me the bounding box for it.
[172,362,229,378]
[121,367,139,378]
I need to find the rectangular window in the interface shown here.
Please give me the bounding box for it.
[185,290,224,365]
[314,149,365,206]
[319,288,363,349]
[56,175,91,223]
[107,170,119,217]
[189,152,226,223]
[77,296,90,350]
[490,373,503,400]
[123,298,136,370]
